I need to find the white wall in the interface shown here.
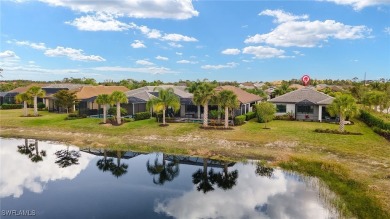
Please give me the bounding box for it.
[274,103,295,116]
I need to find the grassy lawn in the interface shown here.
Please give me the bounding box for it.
[1,109,390,218]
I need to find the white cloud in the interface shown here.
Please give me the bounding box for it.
[245,9,371,47]
[385,27,390,35]
[168,42,183,48]
[136,59,155,66]
[155,56,169,61]
[44,46,106,61]
[11,40,47,50]
[322,0,390,10]
[201,62,238,70]
[129,22,198,45]
[161,33,198,42]
[242,46,285,59]
[39,0,199,20]
[129,22,162,39]
[260,9,308,23]
[93,66,177,75]
[131,40,146,48]
[176,52,183,56]
[0,50,19,59]
[65,12,130,31]
[177,60,198,64]
[221,48,241,55]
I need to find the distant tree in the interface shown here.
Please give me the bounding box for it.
[327,94,359,132]
[53,90,77,114]
[255,102,276,128]
[15,92,31,116]
[186,80,203,119]
[147,87,180,125]
[110,91,128,125]
[27,86,46,116]
[96,94,111,123]
[274,82,291,96]
[193,83,216,127]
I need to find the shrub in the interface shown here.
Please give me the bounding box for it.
[134,112,151,121]
[65,113,86,120]
[245,111,256,121]
[234,115,246,126]
[372,127,390,141]
[108,107,127,116]
[1,104,23,109]
[209,110,219,119]
[37,102,46,110]
[314,128,362,135]
[360,110,390,130]
[123,118,135,123]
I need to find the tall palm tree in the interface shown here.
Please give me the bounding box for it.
[147,87,180,125]
[110,91,128,125]
[217,90,239,128]
[96,94,111,124]
[186,80,203,119]
[27,86,46,116]
[15,92,31,117]
[146,153,180,185]
[327,94,359,132]
[193,83,216,127]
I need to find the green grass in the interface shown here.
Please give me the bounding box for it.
[1,109,390,218]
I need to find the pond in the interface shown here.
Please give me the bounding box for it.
[0,138,340,219]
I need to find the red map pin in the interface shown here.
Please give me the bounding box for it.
[302,75,310,86]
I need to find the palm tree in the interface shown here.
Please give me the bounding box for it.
[27,86,46,116]
[15,92,31,117]
[217,90,239,128]
[327,94,359,132]
[147,87,180,125]
[110,91,128,125]
[96,94,111,124]
[193,83,216,127]
[96,150,115,172]
[146,153,180,185]
[186,80,203,119]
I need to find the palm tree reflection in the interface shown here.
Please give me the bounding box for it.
[17,139,46,163]
[213,162,238,190]
[109,151,128,178]
[146,153,180,185]
[54,146,81,168]
[96,149,115,172]
[192,159,219,194]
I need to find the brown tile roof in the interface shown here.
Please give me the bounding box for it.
[8,84,46,93]
[215,85,262,104]
[75,86,129,99]
[269,87,334,105]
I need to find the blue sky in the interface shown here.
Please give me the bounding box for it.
[1,0,389,82]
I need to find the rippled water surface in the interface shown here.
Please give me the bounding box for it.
[0,138,339,219]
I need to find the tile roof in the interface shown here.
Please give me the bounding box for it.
[125,85,193,103]
[268,87,334,105]
[75,86,129,99]
[214,85,262,104]
[42,84,84,90]
[8,84,46,93]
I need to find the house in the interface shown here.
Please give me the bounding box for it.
[0,84,46,105]
[42,84,84,112]
[214,86,263,115]
[268,88,334,122]
[123,85,194,117]
[76,85,129,116]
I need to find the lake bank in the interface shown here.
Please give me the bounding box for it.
[1,109,390,218]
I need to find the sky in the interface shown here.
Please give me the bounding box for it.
[1,0,390,83]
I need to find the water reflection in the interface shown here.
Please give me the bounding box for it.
[1,138,340,219]
[17,139,46,163]
[146,153,180,185]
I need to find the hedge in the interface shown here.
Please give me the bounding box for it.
[360,110,390,130]
[108,107,127,116]
[245,112,256,121]
[1,104,23,109]
[134,112,151,121]
[373,127,390,141]
[234,115,246,126]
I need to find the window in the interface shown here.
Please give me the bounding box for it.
[276,104,286,113]
[297,105,314,114]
